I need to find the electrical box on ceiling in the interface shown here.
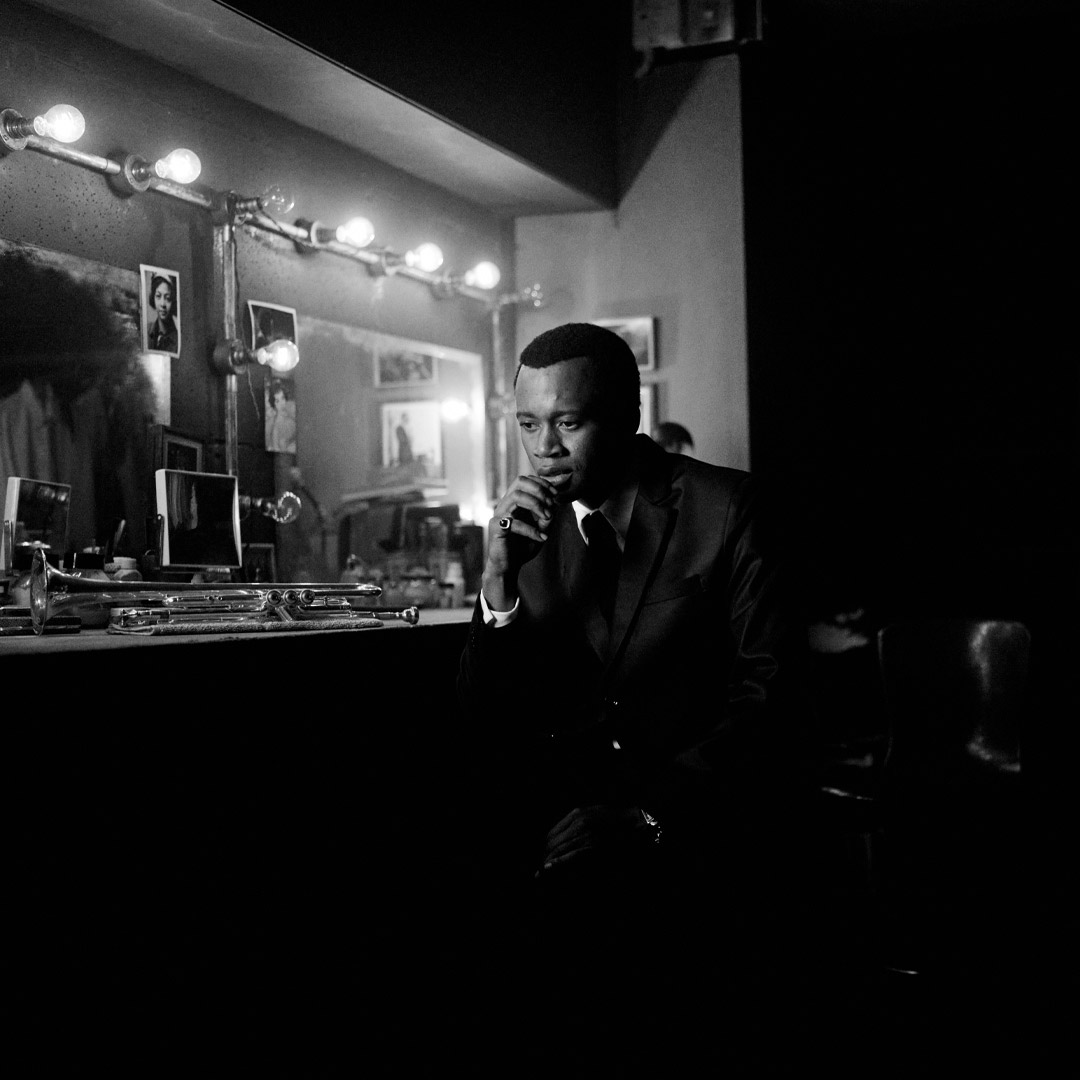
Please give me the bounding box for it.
[633,0,761,53]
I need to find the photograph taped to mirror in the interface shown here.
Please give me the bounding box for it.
[154,469,242,570]
[2,476,72,571]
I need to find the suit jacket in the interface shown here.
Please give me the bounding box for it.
[457,434,805,865]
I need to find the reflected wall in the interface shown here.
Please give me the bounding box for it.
[0,0,509,580]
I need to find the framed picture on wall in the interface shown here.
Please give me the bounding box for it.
[592,316,656,371]
[373,344,438,387]
[379,401,443,479]
[264,376,297,454]
[153,426,203,472]
[248,300,298,350]
[140,264,181,357]
[243,542,277,584]
[638,384,655,438]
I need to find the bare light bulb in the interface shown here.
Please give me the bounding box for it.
[33,104,85,143]
[335,217,375,248]
[154,148,201,183]
[256,339,300,373]
[405,242,444,273]
[463,261,501,290]
[260,185,295,214]
[440,397,470,422]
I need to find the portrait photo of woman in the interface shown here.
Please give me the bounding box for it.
[140,264,181,357]
[265,377,297,454]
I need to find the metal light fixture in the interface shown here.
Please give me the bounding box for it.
[212,336,299,376]
[297,216,376,249]
[463,260,501,290]
[114,148,201,193]
[432,259,504,300]
[232,184,295,220]
[0,103,85,151]
[368,240,444,278]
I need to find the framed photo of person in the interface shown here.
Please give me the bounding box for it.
[140,264,181,357]
[242,542,277,584]
[379,401,443,477]
[264,376,297,454]
[592,316,656,371]
[248,300,298,350]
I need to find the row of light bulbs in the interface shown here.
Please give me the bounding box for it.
[2,101,503,291]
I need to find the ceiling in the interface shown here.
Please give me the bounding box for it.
[22,1,1074,217]
[22,0,609,216]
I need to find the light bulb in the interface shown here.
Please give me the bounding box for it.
[256,338,300,373]
[335,217,375,248]
[405,243,444,273]
[463,261,501,290]
[260,184,294,214]
[154,148,201,184]
[440,398,470,422]
[33,104,85,143]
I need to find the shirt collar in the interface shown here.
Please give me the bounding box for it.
[572,478,637,553]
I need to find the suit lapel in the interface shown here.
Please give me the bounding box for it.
[608,493,675,658]
[605,436,679,662]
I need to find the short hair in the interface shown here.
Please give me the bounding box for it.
[150,274,173,304]
[515,322,641,419]
[654,421,694,452]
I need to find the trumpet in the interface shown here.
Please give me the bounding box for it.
[29,548,419,635]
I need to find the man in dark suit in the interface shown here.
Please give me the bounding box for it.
[456,323,810,1072]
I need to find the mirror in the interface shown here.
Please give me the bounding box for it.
[0,240,159,565]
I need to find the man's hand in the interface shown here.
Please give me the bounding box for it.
[536,805,651,875]
[482,473,561,611]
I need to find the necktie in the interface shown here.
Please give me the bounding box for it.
[584,511,621,625]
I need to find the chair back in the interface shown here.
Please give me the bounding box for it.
[874,618,1028,976]
[877,618,1028,787]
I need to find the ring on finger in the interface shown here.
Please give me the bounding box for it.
[498,516,513,532]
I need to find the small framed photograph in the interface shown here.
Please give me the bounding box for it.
[156,427,203,472]
[248,300,298,350]
[373,344,438,387]
[243,542,277,584]
[637,384,655,438]
[380,401,443,476]
[592,316,656,371]
[140,264,181,357]
[264,376,297,454]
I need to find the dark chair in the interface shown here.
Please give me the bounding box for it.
[873,618,1027,980]
[802,619,1029,1068]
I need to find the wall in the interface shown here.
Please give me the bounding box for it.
[514,57,748,474]
[740,18,1078,635]
[0,0,509,578]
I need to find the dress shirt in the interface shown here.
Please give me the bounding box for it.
[481,477,639,626]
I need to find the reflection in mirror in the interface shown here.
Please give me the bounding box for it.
[0,241,156,563]
[285,317,488,585]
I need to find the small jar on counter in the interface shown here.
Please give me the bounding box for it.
[105,556,143,582]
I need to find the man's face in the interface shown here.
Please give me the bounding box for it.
[514,356,635,509]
